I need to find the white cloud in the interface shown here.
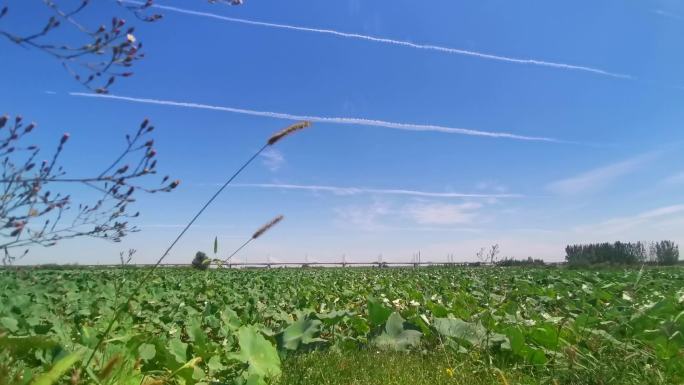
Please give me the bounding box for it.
[475,181,508,193]
[663,171,684,185]
[403,202,483,225]
[334,201,391,231]
[651,9,684,21]
[574,204,684,236]
[233,183,522,199]
[260,148,285,172]
[547,153,655,195]
[335,200,487,230]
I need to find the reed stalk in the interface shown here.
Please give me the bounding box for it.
[82,121,310,370]
[224,215,284,263]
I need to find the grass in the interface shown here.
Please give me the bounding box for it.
[278,349,672,385]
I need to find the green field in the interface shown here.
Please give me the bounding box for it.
[1,267,683,385]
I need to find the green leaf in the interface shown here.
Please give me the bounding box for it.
[230,325,281,381]
[220,308,242,331]
[32,350,83,385]
[434,317,486,347]
[280,317,323,350]
[526,347,548,365]
[368,297,392,327]
[530,324,557,349]
[168,338,188,364]
[504,326,525,355]
[374,312,422,351]
[316,310,351,326]
[138,343,156,361]
[0,316,19,332]
[207,355,225,373]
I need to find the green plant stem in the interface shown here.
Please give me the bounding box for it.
[224,237,254,264]
[82,143,269,369]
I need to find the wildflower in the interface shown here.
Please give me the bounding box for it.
[127,33,136,43]
[445,368,454,377]
[409,300,420,307]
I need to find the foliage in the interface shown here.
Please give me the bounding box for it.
[0,115,178,265]
[654,240,680,265]
[373,312,422,351]
[0,267,682,384]
[565,241,650,265]
[191,251,209,270]
[495,256,545,267]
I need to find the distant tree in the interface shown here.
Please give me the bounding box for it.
[191,251,209,270]
[495,256,545,267]
[476,244,500,265]
[0,115,179,265]
[654,240,679,265]
[566,241,652,266]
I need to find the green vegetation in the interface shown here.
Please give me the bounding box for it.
[565,240,681,266]
[191,252,210,270]
[1,267,683,384]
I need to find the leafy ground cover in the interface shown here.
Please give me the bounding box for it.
[0,267,683,384]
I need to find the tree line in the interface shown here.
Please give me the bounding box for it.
[565,240,680,266]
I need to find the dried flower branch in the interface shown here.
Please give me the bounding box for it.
[0,0,244,93]
[0,114,178,265]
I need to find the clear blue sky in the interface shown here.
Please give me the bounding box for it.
[2,0,684,264]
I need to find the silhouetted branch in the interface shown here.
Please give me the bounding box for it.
[0,0,244,93]
[0,114,179,265]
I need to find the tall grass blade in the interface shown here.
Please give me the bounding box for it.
[83,122,310,369]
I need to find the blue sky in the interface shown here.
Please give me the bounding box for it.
[2,0,684,264]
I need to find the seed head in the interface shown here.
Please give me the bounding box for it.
[252,215,284,239]
[267,121,311,146]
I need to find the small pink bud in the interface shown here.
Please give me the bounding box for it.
[60,133,70,144]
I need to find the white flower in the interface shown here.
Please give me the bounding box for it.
[409,300,420,307]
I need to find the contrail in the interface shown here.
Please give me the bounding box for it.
[124,1,631,79]
[232,183,523,199]
[69,92,561,142]
[651,9,684,21]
